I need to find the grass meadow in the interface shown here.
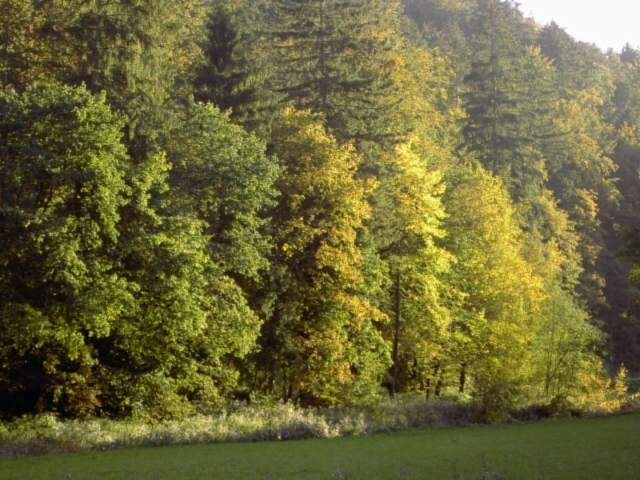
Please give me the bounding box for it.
[1,413,638,480]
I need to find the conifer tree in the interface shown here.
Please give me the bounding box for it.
[262,0,404,148]
[194,0,279,135]
[600,57,640,370]
[461,0,553,208]
[57,0,208,160]
[548,90,617,306]
[538,22,611,95]
[538,21,618,309]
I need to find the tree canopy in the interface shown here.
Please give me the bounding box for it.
[1,0,639,420]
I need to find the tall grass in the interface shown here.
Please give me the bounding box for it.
[2,391,638,459]
[0,397,473,457]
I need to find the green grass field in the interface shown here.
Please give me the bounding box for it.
[1,413,639,480]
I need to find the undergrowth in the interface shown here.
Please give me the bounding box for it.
[0,397,473,457]
[1,392,638,459]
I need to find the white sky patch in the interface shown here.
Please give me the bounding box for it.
[516,0,640,52]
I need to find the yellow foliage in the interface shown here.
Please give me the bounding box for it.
[569,364,637,414]
[266,107,389,405]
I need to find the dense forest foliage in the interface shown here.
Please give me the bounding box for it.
[1,0,639,421]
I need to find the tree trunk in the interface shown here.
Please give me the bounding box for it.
[391,272,401,397]
[459,363,467,394]
[435,365,444,397]
[428,361,440,399]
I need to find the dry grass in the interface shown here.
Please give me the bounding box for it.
[0,397,475,458]
[2,393,637,459]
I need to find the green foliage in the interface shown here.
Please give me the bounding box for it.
[101,115,273,417]
[50,0,209,159]
[166,102,278,284]
[0,84,270,419]
[530,283,603,404]
[2,0,638,422]
[0,84,130,416]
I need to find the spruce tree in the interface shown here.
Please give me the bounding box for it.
[58,0,208,160]
[538,22,618,310]
[599,58,640,370]
[461,0,553,208]
[194,0,279,135]
[262,0,404,147]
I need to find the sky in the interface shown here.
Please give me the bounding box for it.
[516,0,640,52]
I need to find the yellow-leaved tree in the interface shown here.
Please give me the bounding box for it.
[255,108,389,405]
[371,139,451,395]
[443,165,544,419]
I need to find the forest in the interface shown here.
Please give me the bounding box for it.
[1,0,639,423]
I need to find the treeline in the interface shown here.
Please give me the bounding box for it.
[0,0,638,421]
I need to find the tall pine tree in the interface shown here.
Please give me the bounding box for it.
[262,0,404,149]
[194,0,279,135]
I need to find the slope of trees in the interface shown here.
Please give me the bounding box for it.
[1,0,639,420]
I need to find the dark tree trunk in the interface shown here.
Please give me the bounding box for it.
[391,272,401,397]
[459,363,467,394]
[435,364,445,397]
